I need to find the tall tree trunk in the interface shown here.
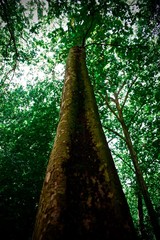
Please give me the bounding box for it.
[32,46,137,240]
[114,96,160,240]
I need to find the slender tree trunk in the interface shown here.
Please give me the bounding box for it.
[32,46,137,240]
[114,96,160,240]
[137,191,147,240]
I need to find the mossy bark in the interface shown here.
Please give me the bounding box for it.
[32,46,137,240]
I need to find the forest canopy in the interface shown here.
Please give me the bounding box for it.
[0,0,160,239]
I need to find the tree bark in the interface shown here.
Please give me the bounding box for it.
[114,95,160,240]
[137,191,147,240]
[32,46,137,240]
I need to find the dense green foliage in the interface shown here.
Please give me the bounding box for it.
[0,80,61,238]
[0,0,159,239]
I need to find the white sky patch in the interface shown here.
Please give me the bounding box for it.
[54,63,65,76]
[11,61,65,89]
[7,0,66,89]
[1,0,69,92]
[21,0,49,23]
[16,64,46,88]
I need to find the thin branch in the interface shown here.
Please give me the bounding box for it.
[112,150,135,173]
[2,62,17,82]
[106,94,120,121]
[106,101,120,121]
[121,56,151,111]
[85,41,149,51]
[85,42,122,48]
[117,77,127,96]
[113,92,124,121]
[121,75,139,110]
[110,96,116,103]
[0,62,17,97]
[128,102,146,129]
[107,137,115,144]
[103,125,126,143]
[96,89,120,122]
[4,36,12,58]
[105,77,115,89]
[82,15,95,47]
[0,0,19,58]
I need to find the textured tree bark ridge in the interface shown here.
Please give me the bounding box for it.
[32,46,137,240]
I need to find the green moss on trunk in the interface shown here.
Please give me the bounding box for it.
[32,46,137,240]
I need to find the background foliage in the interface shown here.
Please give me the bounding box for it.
[0,0,159,239]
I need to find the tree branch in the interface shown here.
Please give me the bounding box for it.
[0,62,17,96]
[96,89,120,122]
[85,42,122,48]
[103,125,126,143]
[0,0,19,58]
[117,77,127,96]
[128,102,146,129]
[121,75,139,110]
[82,15,95,47]
[106,94,120,121]
[85,41,149,51]
[112,150,135,173]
